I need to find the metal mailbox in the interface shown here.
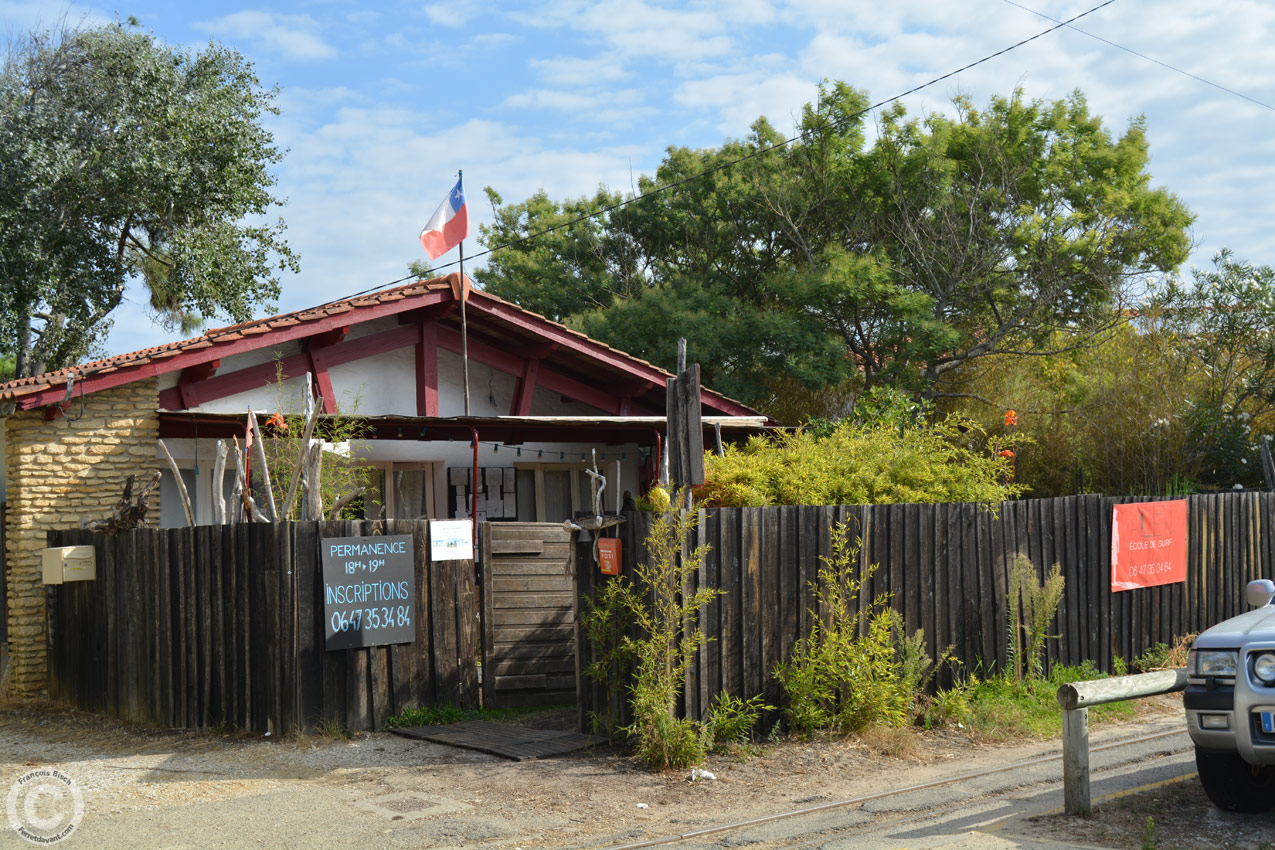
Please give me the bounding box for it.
[42,546,96,584]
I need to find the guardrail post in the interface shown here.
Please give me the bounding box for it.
[1062,706,1090,815]
[1055,668,1187,818]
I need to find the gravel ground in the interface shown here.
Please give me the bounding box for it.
[1029,767,1275,850]
[0,696,1267,849]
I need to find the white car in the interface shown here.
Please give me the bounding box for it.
[1185,578,1275,812]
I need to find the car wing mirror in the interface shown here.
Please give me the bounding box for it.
[1246,579,1275,608]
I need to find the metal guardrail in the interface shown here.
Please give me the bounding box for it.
[1055,668,1188,815]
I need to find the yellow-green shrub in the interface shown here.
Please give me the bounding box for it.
[699,417,1023,507]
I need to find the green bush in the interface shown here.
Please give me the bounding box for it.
[1132,642,1172,672]
[580,578,637,742]
[698,416,1024,507]
[776,525,917,735]
[617,503,723,769]
[701,692,774,750]
[1007,555,1066,683]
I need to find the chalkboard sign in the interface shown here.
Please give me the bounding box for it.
[320,534,416,651]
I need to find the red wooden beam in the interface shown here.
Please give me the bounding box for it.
[511,357,540,416]
[171,359,221,409]
[305,327,347,350]
[472,294,654,375]
[322,325,416,368]
[31,281,754,420]
[516,341,558,359]
[416,320,439,417]
[308,348,339,414]
[159,352,310,410]
[433,326,654,415]
[435,325,522,374]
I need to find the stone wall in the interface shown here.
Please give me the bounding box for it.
[2,380,159,700]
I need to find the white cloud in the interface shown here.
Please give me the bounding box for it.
[675,69,820,137]
[195,11,337,61]
[423,3,480,28]
[0,1,112,35]
[531,55,629,86]
[518,0,736,65]
[503,85,643,111]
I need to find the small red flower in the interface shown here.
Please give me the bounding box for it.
[1003,410,1018,427]
[998,449,1015,459]
[266,412,288,431]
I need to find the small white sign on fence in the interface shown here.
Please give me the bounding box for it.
[430,519,474,561]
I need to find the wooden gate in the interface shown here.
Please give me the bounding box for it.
[480,522,578,708]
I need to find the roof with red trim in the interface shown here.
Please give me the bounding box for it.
[0,274,763,418]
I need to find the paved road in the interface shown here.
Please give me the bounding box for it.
[597,727,1196,850]
[4,718,1197,850]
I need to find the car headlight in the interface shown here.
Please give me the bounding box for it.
[1253,652,1275,685]
[1190,649,1239,676]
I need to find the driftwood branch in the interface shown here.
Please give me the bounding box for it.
[232,438,270,523]
[304,441,323,520]
[157,440,194,527]
[212,440,227,524]
[86,471,162,534]
[281,402,322,521]
[250,417,278,521]
[328,487,365,521]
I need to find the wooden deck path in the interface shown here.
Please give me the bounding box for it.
[390,720,603,760]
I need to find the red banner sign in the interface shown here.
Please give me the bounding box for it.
[1111,500,1187,591]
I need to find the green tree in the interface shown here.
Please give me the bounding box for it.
[1153,250,1275,486]
[477,84,1192,419]
[945,250,1275,497]
[0,21,297,378]
[802,91,1192,393]
[936,321,1206,498]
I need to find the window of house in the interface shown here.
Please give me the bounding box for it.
[392,463,436,520]
[513,463,600,522]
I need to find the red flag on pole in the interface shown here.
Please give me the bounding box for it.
[420,173,469,260]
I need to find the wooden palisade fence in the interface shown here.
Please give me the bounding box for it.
[48,520,478,734]
[45,490,1275,735]
[578,492,1275,727]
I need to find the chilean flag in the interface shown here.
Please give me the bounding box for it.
[420,174,470,260]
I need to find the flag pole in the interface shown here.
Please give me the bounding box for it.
[459,235,470,417]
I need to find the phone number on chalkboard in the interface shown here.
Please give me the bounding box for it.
[330,606,412,634]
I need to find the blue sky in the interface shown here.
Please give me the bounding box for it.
[4,0,1275,359]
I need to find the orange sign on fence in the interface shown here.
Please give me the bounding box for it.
[1110,500,1187,592]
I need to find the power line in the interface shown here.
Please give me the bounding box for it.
[333,0,1119,305]
[1001,0,1275,113]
